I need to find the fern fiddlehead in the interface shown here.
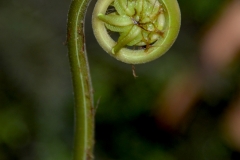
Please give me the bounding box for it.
[67,0,180,159]
[93,0,181,64]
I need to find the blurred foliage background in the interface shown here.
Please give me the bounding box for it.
[1,0,240,159]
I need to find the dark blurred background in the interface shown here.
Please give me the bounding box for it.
[1,0,240,159]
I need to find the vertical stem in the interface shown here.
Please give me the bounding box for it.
[67,0,94,160]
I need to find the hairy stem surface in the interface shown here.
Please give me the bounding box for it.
[67,0,94,159]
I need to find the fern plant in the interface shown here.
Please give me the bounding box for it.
[67,0,180,159]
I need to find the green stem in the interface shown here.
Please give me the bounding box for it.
[67,0,94,160]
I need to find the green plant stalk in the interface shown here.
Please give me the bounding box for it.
[67,0,94,159]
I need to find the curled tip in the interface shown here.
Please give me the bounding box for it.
[111,48,116,54]
[93,0,181,64]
